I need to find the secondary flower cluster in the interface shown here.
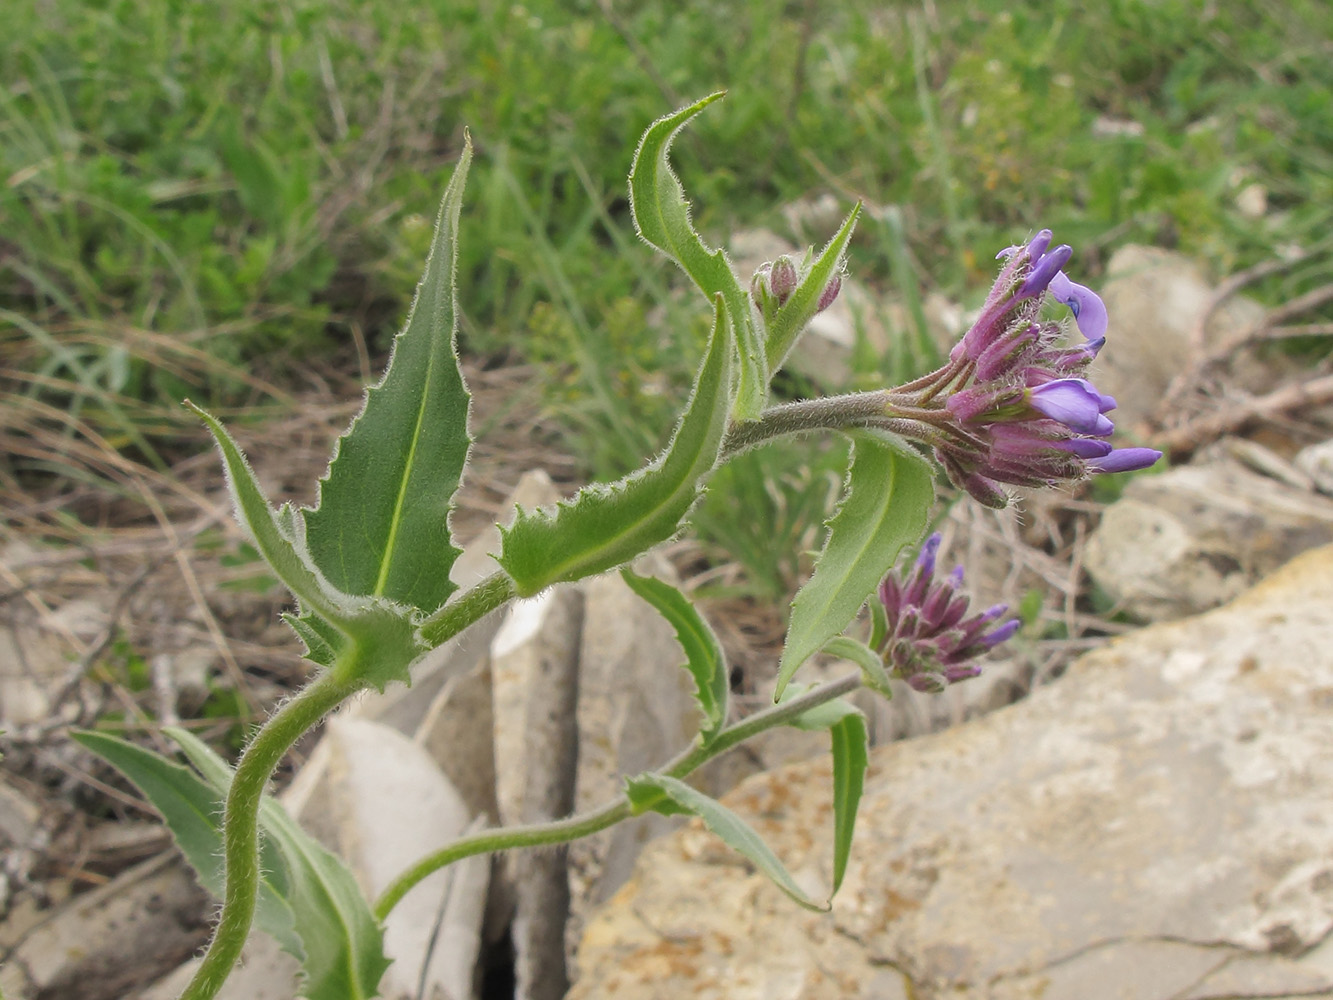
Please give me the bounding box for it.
[883,229,1161,507]
[876,533,1019,692]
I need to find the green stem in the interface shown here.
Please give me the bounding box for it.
[418,571,517,648]
[373,670,864,920]
[179,671,360,1000]
[721,393,891,457]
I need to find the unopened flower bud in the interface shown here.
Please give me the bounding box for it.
[816,273,842,312]
[770,256,798,304]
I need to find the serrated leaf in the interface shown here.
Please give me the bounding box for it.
[621,570,728,744]
[166,728,391,1000]
[629,93,766,419]
[627,774,827,911]
[498,296,733,596]
[282,612,345,668]
[70,730,301,957]
[766,204,862,373]
[823,636,893,700]
[828,712,867,894]
[303,139,474,616]
[187,402,346,627]
[776,430,935,699]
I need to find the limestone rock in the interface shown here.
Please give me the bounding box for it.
[1095,245,1265,429]
[489,584,584,1000]
[133,932,301,1000]
[284,716,489,1000]
[569,553,704,912]
[1085,457,1333,621]
[569,544,1333,999]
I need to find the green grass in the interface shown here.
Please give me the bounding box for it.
[5,0,1332,585]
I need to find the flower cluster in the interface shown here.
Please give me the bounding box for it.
[883,229,1160,507]
[876,533,1019,692]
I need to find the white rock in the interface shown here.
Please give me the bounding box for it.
[1085,458,1333,621]
[291,716,490,1000]
[1295,438,1333,496]
[568,544,1333,999]
[1095,245,1266,429]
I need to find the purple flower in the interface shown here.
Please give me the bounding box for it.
[880,226,1161,506]
[1047,272,1108,340]
[876,533,1019,692]
[1028,379,1112,434]
[1087,447,1163,474]
[1018,242,1073,299]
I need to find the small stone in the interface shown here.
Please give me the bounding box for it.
[1295,438,1333,496]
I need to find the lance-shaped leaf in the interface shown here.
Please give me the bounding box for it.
[187,404,422,694]
[765,204,862,372]
[188,402,347,627]
[622,570,728,745]
[773,686,868,895]
[629,92,765,420]
[498,296,732,596]
[775,431,935,700]
[303,139,474,616]
[626,773,827,911]
[70,730,301,957]
[167,728,391,1000]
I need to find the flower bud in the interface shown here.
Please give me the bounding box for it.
[816,273,842,312]
[770,256,798,304]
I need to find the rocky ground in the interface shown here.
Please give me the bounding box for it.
[3,245,1333,999]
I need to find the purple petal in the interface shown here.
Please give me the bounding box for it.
[1087,447,1163,474]
[1027,229,1053,261]
[1019,244,1072,298]
[1092,414,1115,436]
[1057,437,1114,459]
[982,619,1021,648]
[1097,391,1117,413]
[1048,272,1109,340]
[1028,378,1104,433]
[915,533,942,575]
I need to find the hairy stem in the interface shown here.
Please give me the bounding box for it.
[373,670,864,919]
[419,571,518,648]
[179,671,360,1000]
[721,392,891,456]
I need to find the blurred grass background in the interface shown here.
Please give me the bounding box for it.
[4,0,1331,596]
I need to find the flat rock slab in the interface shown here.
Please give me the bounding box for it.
[569,545,1333,999]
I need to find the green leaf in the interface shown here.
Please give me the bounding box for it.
[770,686,868,894]
[303,138,474,616]
[765,204,862,372]
[188,402,426,692]
[498,296,733,596]
[186,402,345,627]
[70,730,301,958]
[282,611,345,669]
[621,570,728,745]
[166,728,391,1000]
[627,774,827,912]
[828,712,867,894]
[775,682,862,732]
[629,93,766,420]
[823,636,893,700]
[775,431,935,699]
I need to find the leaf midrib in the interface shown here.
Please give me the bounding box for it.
[373,349,434,598]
